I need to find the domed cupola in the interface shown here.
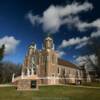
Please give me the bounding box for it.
[43,34,54,50]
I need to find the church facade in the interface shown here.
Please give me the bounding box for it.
[12,36,91,90]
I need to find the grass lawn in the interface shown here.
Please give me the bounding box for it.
[82,82,100,87]
[0,85,100,100]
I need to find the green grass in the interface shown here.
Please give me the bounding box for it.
[0,85,100,100]
[82,82,100,87]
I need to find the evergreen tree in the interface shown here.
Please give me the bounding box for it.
[0,44,5,61]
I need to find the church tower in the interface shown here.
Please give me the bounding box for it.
[21,42,38,77]
[43,35,54,50]
[39,35,58,85]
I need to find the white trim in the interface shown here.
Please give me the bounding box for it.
[38,77,83,80]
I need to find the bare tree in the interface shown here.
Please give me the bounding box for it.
[0,62,21,84]
[82,38,100,78]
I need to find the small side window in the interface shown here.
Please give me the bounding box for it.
[58,67,59,73]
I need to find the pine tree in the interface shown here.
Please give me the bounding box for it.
[0,44,5,61]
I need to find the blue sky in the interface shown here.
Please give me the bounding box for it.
[0,0,100,64]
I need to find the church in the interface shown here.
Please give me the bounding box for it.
[12,35,92,90]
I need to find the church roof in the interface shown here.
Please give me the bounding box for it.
[58,58,78,69]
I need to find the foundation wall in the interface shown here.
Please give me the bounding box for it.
[17,79,38,90]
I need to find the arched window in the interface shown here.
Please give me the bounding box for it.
[58,67,59,74]
[33,67,36,75]
[32,56,35,64]
[29,69,32,75]
[52,55,55,64]
[62,68,65,76]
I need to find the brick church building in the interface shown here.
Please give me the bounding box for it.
[12,35,93,90]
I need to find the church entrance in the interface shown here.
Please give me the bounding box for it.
[31,80,37,88]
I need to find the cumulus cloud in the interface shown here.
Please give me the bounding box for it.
[26,12,42,26]
[75,42,87,49]
[61,16,100,31]
[27,2,93,33]
[75,18,100,31]
[56,50,66,57]
[59,36,89,48]
[0,36,20,54]
[59,28,100,49]
[91,29,100,38]
[26,1,99,50]
[75,30,100,49]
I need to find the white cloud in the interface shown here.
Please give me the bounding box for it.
[76,18,100,31]
[62,16,100,31]
[27,2,93,32]
[91,30,100,38]
[91,19,100,29]
[75,30,100,49]
[0,36,20,54]
[59,29,100,49]
[26,1,100,50]
[42,5,61,32]
[75,42,87,49]
[59,36,89,48]
[56,50,66,57]
[26,12,42,26]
